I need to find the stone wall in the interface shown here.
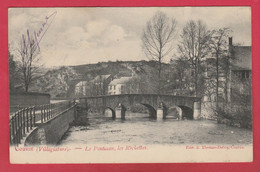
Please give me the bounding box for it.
[24,107,75,145]
[201,102,216,119]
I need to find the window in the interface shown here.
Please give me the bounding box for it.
[234,70,250,79]
[243,71,250,79]
[109,85,115,90]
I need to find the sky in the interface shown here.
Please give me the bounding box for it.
[8,7,251,67]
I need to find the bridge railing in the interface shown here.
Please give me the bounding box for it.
[9,100,76,145]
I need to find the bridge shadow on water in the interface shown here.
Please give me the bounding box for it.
[72,106,196,127]
[79,109,193,125]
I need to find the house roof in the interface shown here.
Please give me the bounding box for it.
[91,74,111,83]
[232,46,252,70]
[108,77,132,85]
[75,81,88,86]
[93,74,111,81]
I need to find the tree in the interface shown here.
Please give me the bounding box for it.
[142,11,177,94]
[164,58,192,95]
[16,30,40,92]
[125,65,158,94]
[173,58,190,92]
[178,20,211,96]
[209,28,231,109]
[8,48,18,92]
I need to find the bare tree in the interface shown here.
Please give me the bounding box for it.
[173,58,190,92]
[9,47,19,92]
[16,30,40,92]
[204,78,216,102]
[142,11,177,94]
[209,28,231,109]
[126,66,158,94]
[178,20,211,96]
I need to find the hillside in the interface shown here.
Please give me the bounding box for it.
[30,60,166,98]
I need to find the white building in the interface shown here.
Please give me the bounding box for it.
[91,74,113,95]
[75,81,88,96]
[108,77,132,95]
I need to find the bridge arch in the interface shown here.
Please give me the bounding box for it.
[140,103,157,119]
[115,103,156,119]
[166,106,182,119]
[178,105,193,120]
[104,107,116,119]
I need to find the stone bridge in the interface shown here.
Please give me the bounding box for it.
[79,94,201,120]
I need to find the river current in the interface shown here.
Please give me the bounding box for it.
[59,111,252,146]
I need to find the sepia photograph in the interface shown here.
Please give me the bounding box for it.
[8,7,252,163]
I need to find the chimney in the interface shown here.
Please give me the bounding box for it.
[229,37,232,46]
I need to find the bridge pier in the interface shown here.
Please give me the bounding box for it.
[157,109,163,119]
[157,103,167,120]
[115,104,126,120]
[176,107,182,120]
[193,102,201,120]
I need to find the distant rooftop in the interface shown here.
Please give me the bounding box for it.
[75,81,88,86]
[109,77,132,85]
[93,74,111,81]
[232,46,252,70]
[90,74,112,83]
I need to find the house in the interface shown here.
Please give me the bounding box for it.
[227,37,252,103]
[91,74,114,95]
[108,76,132,95]
[203,37,252,103]
[74,74,114,96]
[75,81,88,96]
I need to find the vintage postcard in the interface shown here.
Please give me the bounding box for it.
[8,7,252,163]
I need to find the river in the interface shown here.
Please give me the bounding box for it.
[59,111,252,146]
